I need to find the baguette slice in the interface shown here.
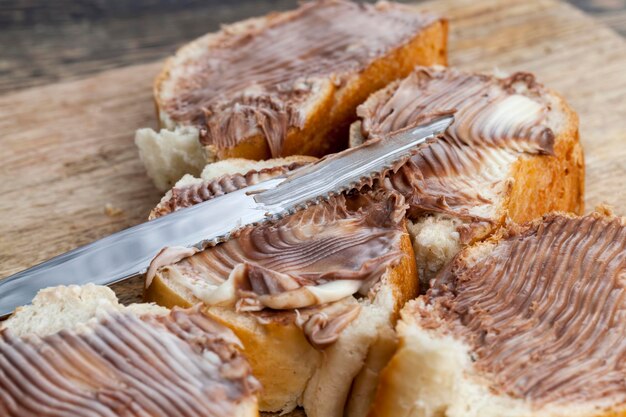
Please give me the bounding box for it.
[0,284,260,417]
[136,0,447,190]
[369,210,626,417]
[144,158,418,417]
[351,66,584,284]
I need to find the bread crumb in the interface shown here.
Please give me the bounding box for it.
[594,204,614,217]
[104,203,124,217]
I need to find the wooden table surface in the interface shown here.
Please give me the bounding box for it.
[1,0,624,94]
[0,0,625,307]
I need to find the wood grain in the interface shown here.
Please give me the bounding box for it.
[0,0,298,93]
[0,0,625,309]
[0,0,623,94]
[0,62,163,303]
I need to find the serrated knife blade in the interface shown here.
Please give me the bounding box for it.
[0,115,452,317]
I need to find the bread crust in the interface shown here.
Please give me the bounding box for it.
[154,14,447,162]
[340,232,417,417]
[504,91,584,225]
[387,232,420,316]
[368,211,625,417]
[144,226,418,416]
[207,307,320,413]
[349,85,584,245]
[366,321,426,417]
[302,231,418,417]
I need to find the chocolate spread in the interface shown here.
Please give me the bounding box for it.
[0,306,260,417]
[417,213,626,407]
[358,67,558,240]
[161,0,437,156]
[150,161,308,219]
[152,188,407,348]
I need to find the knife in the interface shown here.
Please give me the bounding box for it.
[0,115,453,317]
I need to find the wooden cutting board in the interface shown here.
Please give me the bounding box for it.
[1,0,625,305]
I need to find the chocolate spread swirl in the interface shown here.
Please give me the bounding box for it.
[150,161,308,219]
[161,0,437,156]
[152,189,407,348]
[417,213,626,407]
[0,306,260,417]
[357,67,558,239]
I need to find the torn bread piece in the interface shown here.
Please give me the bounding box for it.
[352,66,584,283]
[144,160,418,417]
[370,211,626,417]
[0,284,260,417]
[137,0,447,190]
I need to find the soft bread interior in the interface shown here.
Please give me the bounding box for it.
[406,215,462,284]
[2,284,168,337]
[135,126,208,191]
[369,303,536,417]
[146,231,417,417]
[349,132,471,285]
[198,156,316,182]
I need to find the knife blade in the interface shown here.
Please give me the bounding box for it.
[0,115,453,317]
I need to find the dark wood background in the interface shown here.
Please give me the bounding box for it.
[1,0,624,94]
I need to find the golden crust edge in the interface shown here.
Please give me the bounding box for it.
[153,16,447,162]
[502,89,585,228]
[344,230,419,417]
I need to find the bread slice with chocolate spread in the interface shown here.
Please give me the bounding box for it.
[143,65,584,417]
[149,155,317,220]
[0,284,260,417]
[135,0,448,191]
[143,158,419,417]
[369,210,626,417]
[350,66,584,285]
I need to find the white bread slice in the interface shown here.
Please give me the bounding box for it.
[369,210,626,417]
[0,284,260,417]
[351,66,584,284]
[144,159,419,417]
[137,0,448,190]
[147,235,416,417]
[150,156,316,220]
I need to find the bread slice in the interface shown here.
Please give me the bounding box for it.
[351,66,584,284]
[0,284,260,417]
[136,0,447,191]
[369,210,626,417]
[143,159,418,417]
[150,155,316,220]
